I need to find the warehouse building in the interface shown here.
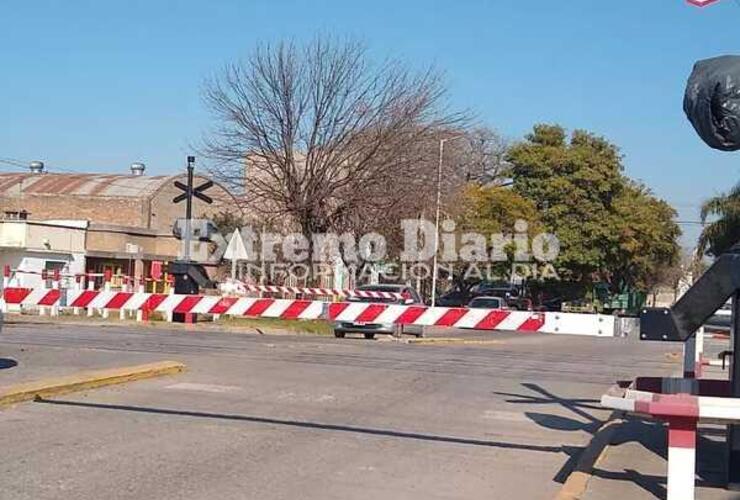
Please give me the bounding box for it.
[0,161,242,288]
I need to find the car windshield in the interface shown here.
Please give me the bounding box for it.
[469,298,502,309]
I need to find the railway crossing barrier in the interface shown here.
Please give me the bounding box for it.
[604,247,740,499]
[0,285,618,337]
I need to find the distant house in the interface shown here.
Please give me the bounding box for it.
[0,162,243,288]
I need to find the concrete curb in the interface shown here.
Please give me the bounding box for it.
[554,412,623,500]
[407,338,502,346]
[0,361,186,407]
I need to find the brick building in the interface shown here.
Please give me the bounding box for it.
[0,163,242,288]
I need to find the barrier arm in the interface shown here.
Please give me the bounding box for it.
[639,244,740,492]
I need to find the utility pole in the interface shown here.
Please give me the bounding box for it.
[431,135,463,307]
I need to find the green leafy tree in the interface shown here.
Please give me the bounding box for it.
[508,125,624,286]
[508,124,680,295]
[612,182,681,292]
[698,183,740,257]
[457,184,541,235]
[450,184,541,290]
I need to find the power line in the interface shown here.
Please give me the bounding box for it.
[0,158,30,170]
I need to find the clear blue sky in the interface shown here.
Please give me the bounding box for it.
[2,0,740,247]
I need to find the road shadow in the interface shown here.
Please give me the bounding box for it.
[494,383,729,498]
[588,416,728,499]
[494,382,607,483]
[0,358,18,370]
[35,397,564,454]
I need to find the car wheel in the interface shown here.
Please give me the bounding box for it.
[364,333,375,340]
[334,331,345,338]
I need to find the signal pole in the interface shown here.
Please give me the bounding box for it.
[182,156,195,262]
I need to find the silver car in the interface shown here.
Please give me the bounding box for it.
[467,296,508,310]
[333,284,425,339]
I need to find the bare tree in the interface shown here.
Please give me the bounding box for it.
[202,38,463,273]
[460,127,510,185]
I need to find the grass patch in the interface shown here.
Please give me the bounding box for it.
[217,316,334,336]
[10,308,334,336]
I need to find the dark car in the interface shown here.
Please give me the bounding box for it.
[467,296,508,310]
[435,288,471,307]
[333,284,425,339]
[436,282,530,310]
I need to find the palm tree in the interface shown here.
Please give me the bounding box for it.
[698,183,740,257]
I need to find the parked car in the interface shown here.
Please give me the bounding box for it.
[333,284,425,339]
[435,288,471,307]
[436,282,531,310]
[467,296,508,310]
[705,301,731,333]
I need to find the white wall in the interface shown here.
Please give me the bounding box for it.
[0,250,85,289]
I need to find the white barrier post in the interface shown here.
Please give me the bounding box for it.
[50,269,60,317]
[73,275,82,316]
[666,417,697,500]
[696,327,705,377]
[119,276,129,321]
[38,270,48,316]
[102,269,112,319]
[86,272,95,317]
[136,280,145,322]
[683,327,706,379]
[166,281,174,322]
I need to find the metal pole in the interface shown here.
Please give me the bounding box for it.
[183,156,195,262]
[416,211,424,294]
[728,290,740,490]
[431,139,444,307]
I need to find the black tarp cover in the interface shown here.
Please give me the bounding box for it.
[684,55,740,151]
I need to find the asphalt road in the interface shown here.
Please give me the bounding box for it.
[0,323,678,500]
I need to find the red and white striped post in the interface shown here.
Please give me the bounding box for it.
[666,416,697,500]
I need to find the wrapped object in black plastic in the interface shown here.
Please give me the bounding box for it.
[684,55,740,151]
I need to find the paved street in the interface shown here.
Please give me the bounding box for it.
[0,323,678,500]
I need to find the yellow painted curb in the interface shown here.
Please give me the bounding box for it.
[554,413,623,500]
[407,338,501,346]
[0,361,186,407]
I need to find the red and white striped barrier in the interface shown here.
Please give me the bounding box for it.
[1,287,616,336]
[223,281,404,300]
[602,379,740,500]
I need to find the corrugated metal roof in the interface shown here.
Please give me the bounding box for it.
[0,173,175,198]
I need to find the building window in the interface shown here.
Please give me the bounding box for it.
[3,210,29,220]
